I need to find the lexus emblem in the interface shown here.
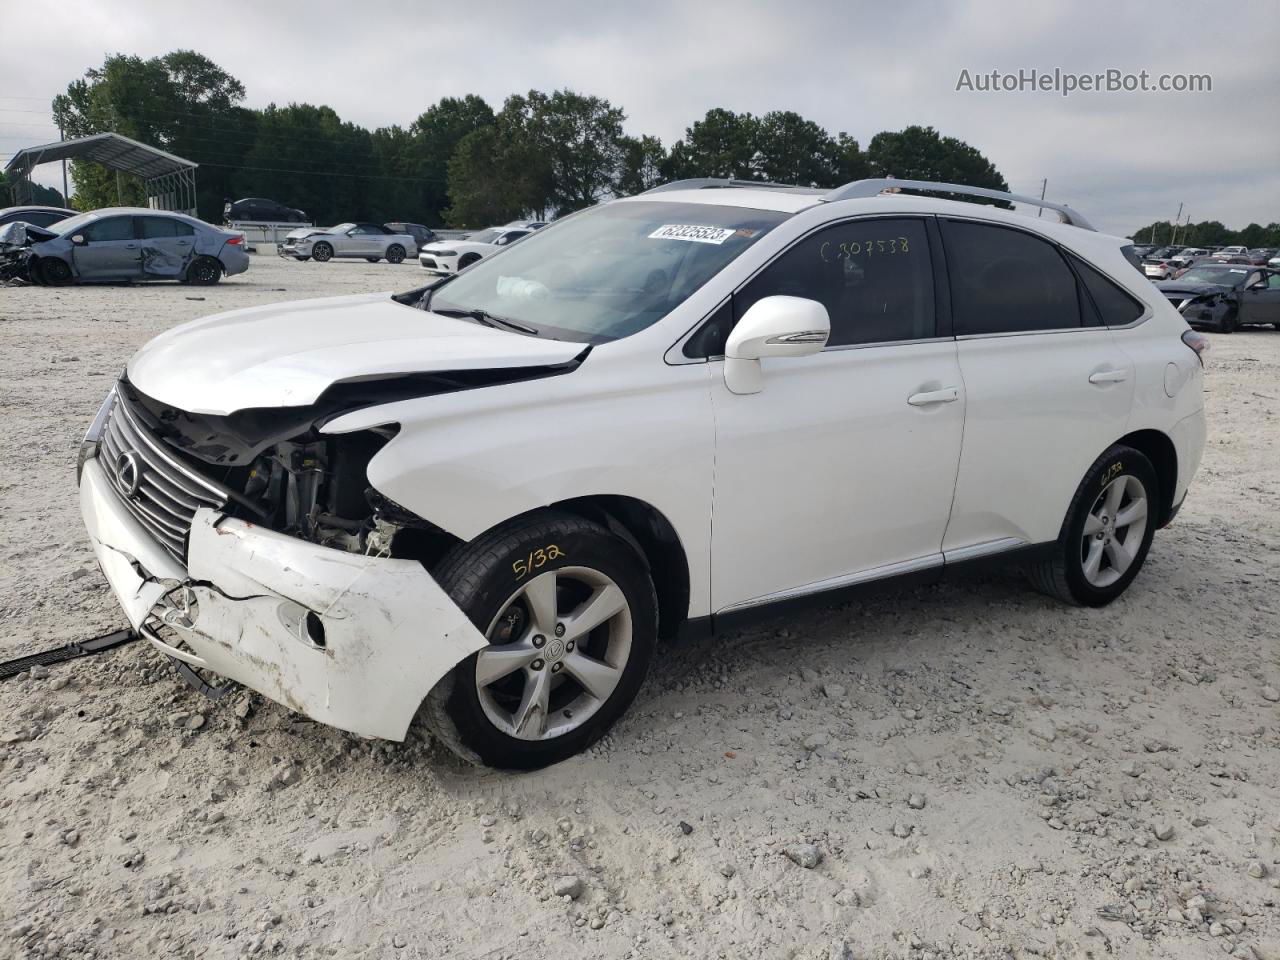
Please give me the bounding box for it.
[114,450,142,497]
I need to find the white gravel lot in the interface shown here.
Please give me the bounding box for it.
[1,256,1278,960]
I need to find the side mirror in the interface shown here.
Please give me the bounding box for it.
[71,234,87,246]
[723,296,830,395]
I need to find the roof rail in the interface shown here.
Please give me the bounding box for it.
[643,178,807,194]
[822,178,1096,231]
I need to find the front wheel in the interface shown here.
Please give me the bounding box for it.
[1219,311,1237,333]
[39,257,74,285]
[422,511,657,769]
[312,242,333,262]
[1029,445,1158,606]
[386,244,406,264]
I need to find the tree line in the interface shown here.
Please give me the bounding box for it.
[40,50,1018,228]
[1130,219,1280,249]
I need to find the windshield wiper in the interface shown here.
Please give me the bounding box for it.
[432,306,539,336]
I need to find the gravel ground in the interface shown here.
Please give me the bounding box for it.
[1,256,1278,960]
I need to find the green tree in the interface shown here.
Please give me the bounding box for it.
[865,125,1009,204]
[754,110,840,185]
[445,125,536,226]
[664,108,760,180]
[617,135,667,195]
[410,95,495,224]
[52,50,248,218]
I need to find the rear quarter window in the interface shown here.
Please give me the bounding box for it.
[1069,253,1145,326]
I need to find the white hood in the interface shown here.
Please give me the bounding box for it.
[127,292,583,415]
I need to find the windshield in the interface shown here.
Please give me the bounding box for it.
[51,212,99,236]
[465,228,503,244]
[1177,266,1246,285]
[426,200,788,343]
[328,223,355,233]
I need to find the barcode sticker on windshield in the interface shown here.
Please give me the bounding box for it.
[649,224,737,245]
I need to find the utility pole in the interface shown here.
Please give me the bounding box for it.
[1037,178,1047,217]
[58,121,69,205]
[1170,202,1183,245]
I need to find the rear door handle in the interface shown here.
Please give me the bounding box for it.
[1088,369,1129,384]
[907,387,959,406]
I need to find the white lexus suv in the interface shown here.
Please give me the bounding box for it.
[78,178,1208,769]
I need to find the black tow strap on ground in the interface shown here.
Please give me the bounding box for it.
[0,629,136,681]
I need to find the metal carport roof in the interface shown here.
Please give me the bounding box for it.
[3,132,196,181]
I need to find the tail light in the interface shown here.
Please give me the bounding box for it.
[1181,329,1209,366]
[226,234,244,245]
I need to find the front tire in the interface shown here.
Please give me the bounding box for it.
[312,242,333,263]
[1219,310,1237,333]
[423,511,657,769]
[1029,445,1158,607]
[39,257,73,285]
[386,244,406,264]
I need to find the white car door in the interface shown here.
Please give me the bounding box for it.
[938,218,1136,555]
[706,217,966,613]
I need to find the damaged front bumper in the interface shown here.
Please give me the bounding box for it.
[79,458,486,740]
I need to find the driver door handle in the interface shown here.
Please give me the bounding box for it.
[907,387,959,406]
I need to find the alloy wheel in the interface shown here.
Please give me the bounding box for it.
[475,566,632,741]
[1080,474,1148,588]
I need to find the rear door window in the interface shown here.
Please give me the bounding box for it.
[940,220,1082,335]
[137,217,195,239]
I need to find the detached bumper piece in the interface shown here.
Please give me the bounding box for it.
[80,459,487,740]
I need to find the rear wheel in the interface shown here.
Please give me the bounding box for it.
[386,244,406,264]
[38,257,73,285]
[1029,445,1158,606]
[184,256,222,285]
[422,511,657,769]
[312,242,333,262]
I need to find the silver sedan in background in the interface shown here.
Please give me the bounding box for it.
[280,222,415,263]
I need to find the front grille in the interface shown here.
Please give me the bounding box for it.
[98,391,230,563]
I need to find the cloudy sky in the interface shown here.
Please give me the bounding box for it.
[2,0,1276,236]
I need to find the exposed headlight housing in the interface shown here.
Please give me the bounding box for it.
[430,250,458,258]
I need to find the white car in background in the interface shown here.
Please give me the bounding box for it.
[281,222,415,263]
[77,176,1207,770]
[418,226,533,275]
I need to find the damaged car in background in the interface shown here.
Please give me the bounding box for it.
[79,178,1207,770]
[14,207,248,285]
[1156,262,1280,332]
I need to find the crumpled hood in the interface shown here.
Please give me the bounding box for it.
[285,227,330,241]
[127,292,585,415]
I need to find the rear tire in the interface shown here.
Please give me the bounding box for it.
[1029,445,1158,607]
[386,244,406,264]
[421,511,657,769]
[312,242,333,263]
[184,256,222,285]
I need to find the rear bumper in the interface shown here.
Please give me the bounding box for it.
[1169,406,1207,513]
[79,458,486,740]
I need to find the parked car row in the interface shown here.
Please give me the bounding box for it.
[1138,243,1279,281]
[1155,262,1280,333]
[0,204,248,285]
